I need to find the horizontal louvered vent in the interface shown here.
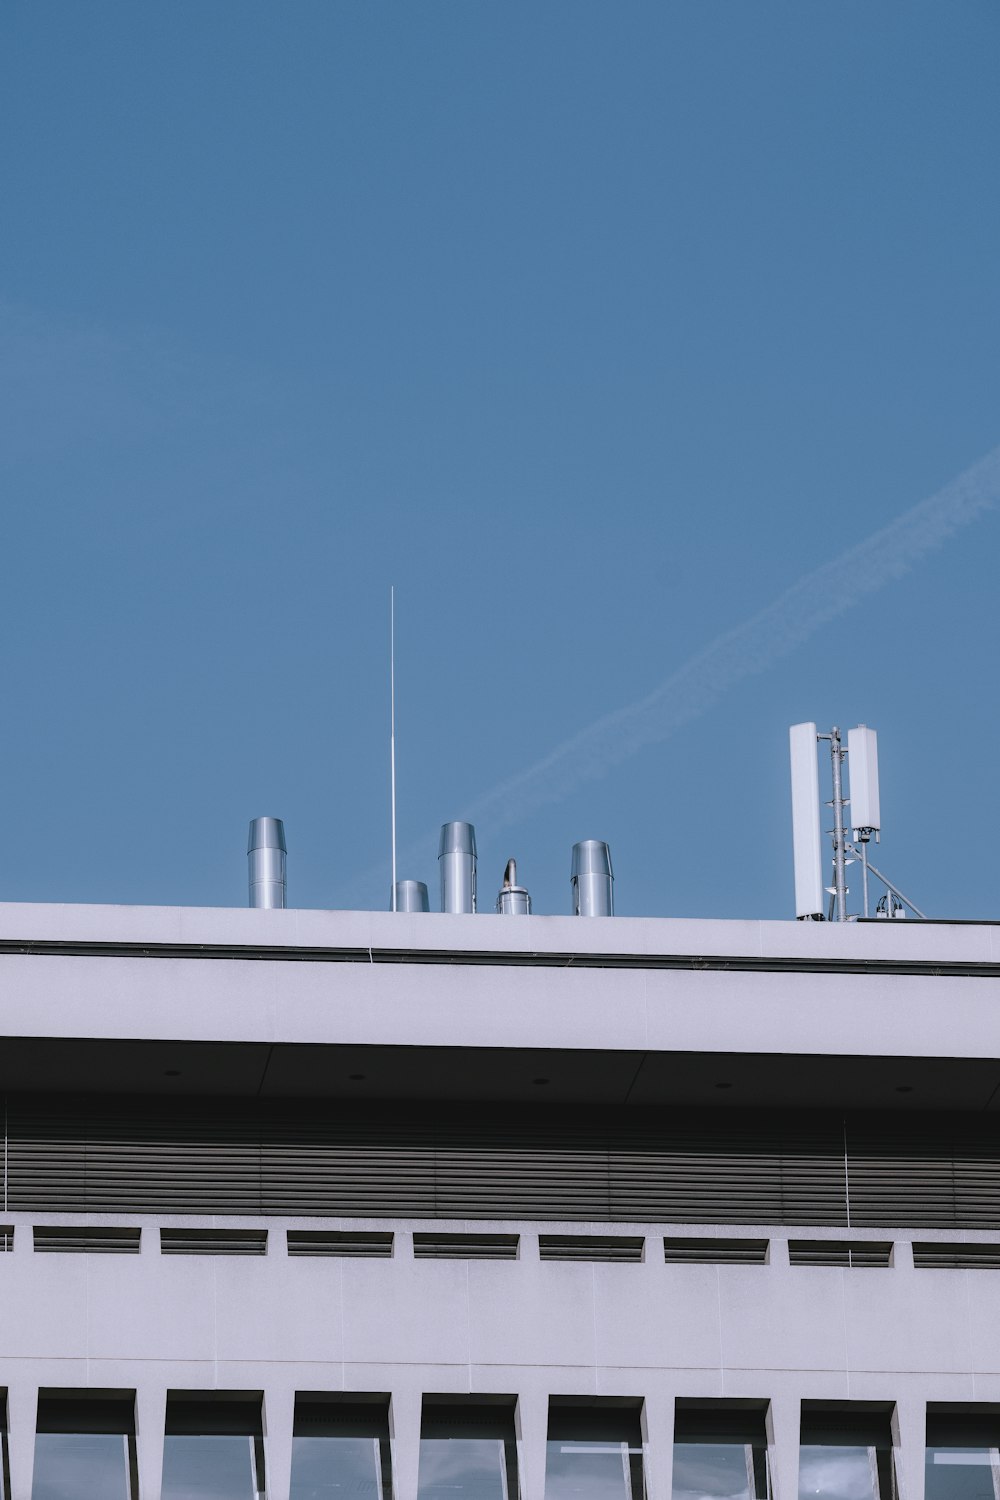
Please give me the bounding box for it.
[33,1225,141,1254]
[287,1230,393,1257]
[663,1236,768,1264]
[913,1242,1000,1268]
[540,1234,644,1262]
[413,1232,519,1259]
[160,1228,267,1256]
[789,1240,892,1267]
[8,1096,1000,1229]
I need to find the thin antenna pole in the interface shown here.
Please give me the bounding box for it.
[390,586,398,911]
[829,727,848,922]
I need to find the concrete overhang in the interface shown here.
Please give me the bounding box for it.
[0,902,998,1109]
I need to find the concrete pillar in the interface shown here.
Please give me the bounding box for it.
[262,1384,297,1500]
[641,1392,675,1500]
[6,1384,37,1500]
[390,1388,423,1500]
[766,1395,800,1500]
[134,1382,166,1500]
[515,1389,548,1500]
[893,1397,926,1500]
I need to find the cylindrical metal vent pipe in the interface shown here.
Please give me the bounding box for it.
[248,817,287,909]
[439,821,477,913]
[496,857,531,915]
[393,879,429,913]
[571,839,614,916]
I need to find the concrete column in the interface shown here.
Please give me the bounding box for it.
[134,1382,166,1500]
[893,1397,926,1500]
[766,1395,800,1500]
[641,1392,675,1500]
[262,1384,297,1500]
[6,1384,37,1500]
[390,1388,423,1500]
[515,1389,548,1500]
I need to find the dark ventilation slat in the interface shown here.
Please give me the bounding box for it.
[663,1236,768,1264]
[913,1242,1000,1268]
[287,1230,393,1258]
[539,1234,644,1262]
[33,1225,141,1254]
[160,1228,267,1256]
[0,1225,12,1252]
[847,1114,1000,1229]
[9,1097,1000,1230]
[413,1233,519,1260]
[788,1240,892,1267]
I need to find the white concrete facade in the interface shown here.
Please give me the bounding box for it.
[1,902,999,1500]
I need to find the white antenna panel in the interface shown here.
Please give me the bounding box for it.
[789,722,824,919]
[847,725,880,833]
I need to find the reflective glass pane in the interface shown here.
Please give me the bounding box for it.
[926,1448,1000,1500]
[32,1433,130,1500]
[161,1435,259,1500]
[799,1446,881,1500]
[291,1435,385,1500]
[674,1442,764,1500]
[546,1439,641,1500]
[418,1438,509,1500]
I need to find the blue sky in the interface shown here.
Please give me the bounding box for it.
[1,3,998,920]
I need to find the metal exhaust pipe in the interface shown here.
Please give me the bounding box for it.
[439,821,477,913]
[496,857,531,915]
[571,839,613,916]
[393,879,429,913]
[248,817,287,909]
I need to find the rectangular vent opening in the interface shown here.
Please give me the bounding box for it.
[539,1234,644,1263]
[160,1228,267,1256]
[913,1242,1000,1269]
[413,1233,519,1260]
[664,1236,768,1265]
[34,1226,141,1254]
[789,1240,892,1267]
[0,1225,12,1252]
[287,1230,393,1258]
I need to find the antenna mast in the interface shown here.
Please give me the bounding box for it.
[390,586,397,911]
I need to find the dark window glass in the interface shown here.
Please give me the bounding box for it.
[291,1399,392,1500]
[546,1406,644,1500]
[925,1450,999,1500]
[161,1396,264,1500]
[673,1408,768,1500]
[418,1405,517,1500]
[32,1395,136,1500]
[799,1409,895,1500]
[926,1412,1000,1500]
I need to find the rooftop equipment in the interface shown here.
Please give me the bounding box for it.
[496,858,531,915]
[247,817,287,910]
[571,840,614,916]
[788,723,924,921]
[439,821,477,913]
[393,879,429,913]
[789,723,824,920]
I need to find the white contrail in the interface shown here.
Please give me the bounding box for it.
[353,444,1000,901]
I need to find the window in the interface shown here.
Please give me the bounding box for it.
[32,1393,137,1500]
[673,1405,769,1500]
[926,1409,1000,1500]
[161,1395,265,1500]
[799,1406,896,1500]
[417,1400,518,1500]
[290,1397,392,1500]
[546,1402,645,1500]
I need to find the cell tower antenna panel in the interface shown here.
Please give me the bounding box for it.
[847,725,880,836]
[789,722,824,919]
[390,586,398,912]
